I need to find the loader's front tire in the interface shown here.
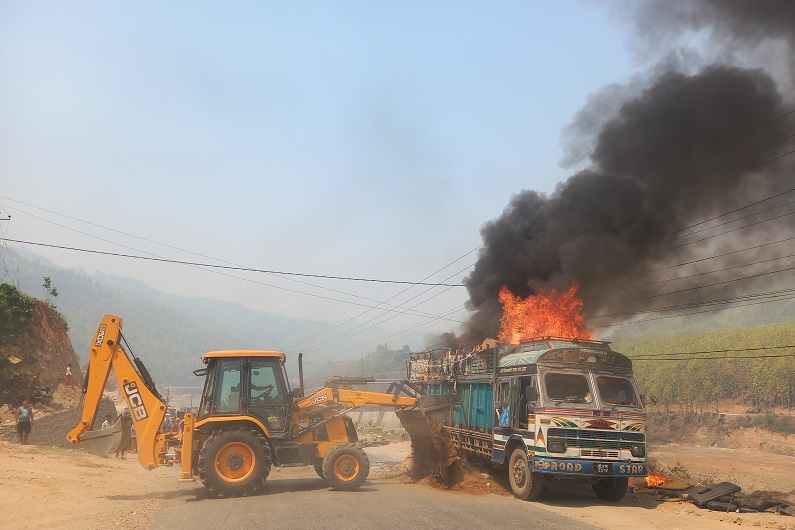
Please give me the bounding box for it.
[508,447,544,500]
[198,427,272,498]
[592,476,628,502]
[323,443,370,491]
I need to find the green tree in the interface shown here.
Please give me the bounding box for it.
[43,276,58,306]
[0,282,34,344]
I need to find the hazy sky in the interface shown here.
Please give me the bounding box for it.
[1,1,645,351]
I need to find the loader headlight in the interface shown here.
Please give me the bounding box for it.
[548,440,566,453]
[631,444,645,457]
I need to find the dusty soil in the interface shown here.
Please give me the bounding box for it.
[0,441,178,530]
[2,439,795,530]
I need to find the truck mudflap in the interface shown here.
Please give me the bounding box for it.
[395,394,462,487]
[532,457,647,477]
[80,414,132,456]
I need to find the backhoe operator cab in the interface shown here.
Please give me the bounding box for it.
[197,351,293,434]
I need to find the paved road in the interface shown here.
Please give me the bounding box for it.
[149,467,600,530]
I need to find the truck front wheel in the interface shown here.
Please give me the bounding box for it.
[508,447,544,500]
[197,427,272,497]
[592,476,628,502]
[322,443,370,491]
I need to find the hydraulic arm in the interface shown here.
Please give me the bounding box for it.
[66,315,171,470]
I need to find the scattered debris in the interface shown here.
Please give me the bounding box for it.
[644,478,793,517]
[687,481,742,508]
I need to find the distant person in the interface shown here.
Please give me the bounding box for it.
[129,424,137,453]
[65,363,72,385]
[101,414,112,429]
[15,400,34,444]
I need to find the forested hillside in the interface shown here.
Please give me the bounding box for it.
[0,248,400,387]
[614,320,795,411]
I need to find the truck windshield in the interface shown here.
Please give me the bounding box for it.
[595,376,640,408]
[544,372,594,405]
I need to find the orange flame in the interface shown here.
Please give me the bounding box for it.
[645,474,668,488]
[498,283,592,344]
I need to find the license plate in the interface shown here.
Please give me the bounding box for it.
[594,463,611,475]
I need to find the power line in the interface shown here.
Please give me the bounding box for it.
[598,263,795,309]
[283,246,481,351]
[298,262,471,357]
[631,253,795,288]
[593,287,795,321]
[675,187,795,237]
[648,235,795,273]
[630,345,795,357]
[0,237,464,287]
[633,353,795,361]
[0,199,469,319]
[662,209,795,252]
[590,293,795,330]
[1,198,478,360]
[669,197,795,242]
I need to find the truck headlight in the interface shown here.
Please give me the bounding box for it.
[548,440,566,453]
[631,444,645,457]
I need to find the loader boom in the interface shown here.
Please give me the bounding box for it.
[66,315,170,470]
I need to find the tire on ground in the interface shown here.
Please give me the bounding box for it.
[508,446,544,500]
[592,476,628,502]
[322,443,370,491]
[314,460,326,481]
[197,427,272,498]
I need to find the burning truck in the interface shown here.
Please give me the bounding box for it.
[406,285,647,502]
[406,336,647,501]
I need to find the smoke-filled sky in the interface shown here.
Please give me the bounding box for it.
[2,1,793,353]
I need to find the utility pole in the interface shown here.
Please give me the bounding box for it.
[166,387,170,406]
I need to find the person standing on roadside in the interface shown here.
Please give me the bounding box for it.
[65,363,72,385]
[15,400,33,444]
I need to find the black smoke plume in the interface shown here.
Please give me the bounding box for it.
[442,2,795,346]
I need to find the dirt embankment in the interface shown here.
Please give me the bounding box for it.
[2,301,83,406]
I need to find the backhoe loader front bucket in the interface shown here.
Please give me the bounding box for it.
[80,415,132,456]
[395,394,462,487]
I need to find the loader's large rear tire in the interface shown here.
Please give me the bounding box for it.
[197,427,272,498]
[508,447,544,501]
[322,443,370,491]
[592,476,628,502]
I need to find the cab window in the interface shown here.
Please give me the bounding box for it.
[215,359,242,414]
[198,363,217,418]
[249,359,286,404]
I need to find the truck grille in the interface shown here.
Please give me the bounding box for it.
[547,428,645,454]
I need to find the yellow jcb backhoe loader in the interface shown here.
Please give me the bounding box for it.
[67,314,458,497]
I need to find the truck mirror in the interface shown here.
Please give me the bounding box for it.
[525,387,538,402]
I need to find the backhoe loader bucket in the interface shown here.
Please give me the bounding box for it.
[395,394,462,487]
[80,415,132,456]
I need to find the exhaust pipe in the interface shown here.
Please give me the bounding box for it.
[298,352,305,398]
